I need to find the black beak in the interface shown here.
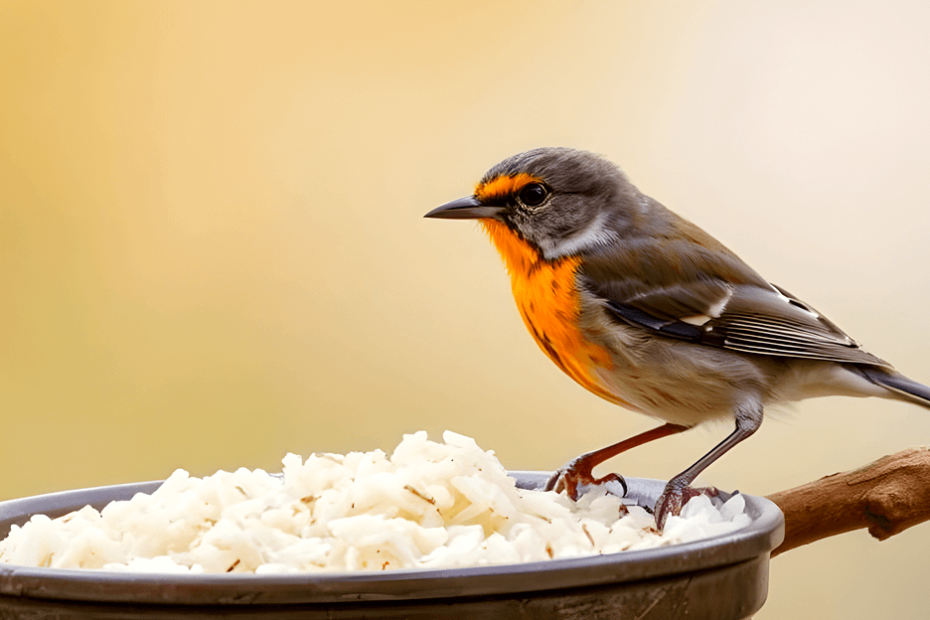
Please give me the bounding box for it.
[424,196,504,220]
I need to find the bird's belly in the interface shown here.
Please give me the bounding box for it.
[590,363,736,426]
[581,317,754,425]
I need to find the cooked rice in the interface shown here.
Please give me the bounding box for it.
[0,431,750,573]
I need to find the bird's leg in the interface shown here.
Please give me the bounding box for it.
[654,400,763,531]
[544,423,689,500]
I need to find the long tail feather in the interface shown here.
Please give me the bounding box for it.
[858,367,930,410]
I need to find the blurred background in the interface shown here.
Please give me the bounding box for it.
[2,0,929,616]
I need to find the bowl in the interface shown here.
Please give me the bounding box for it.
[0,473,784,619]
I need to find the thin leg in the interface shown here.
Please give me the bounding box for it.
[654,400,763,531]
[545,423,689,499]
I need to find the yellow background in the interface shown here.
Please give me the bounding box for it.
[2,1,929,617]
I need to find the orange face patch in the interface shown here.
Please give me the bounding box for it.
[475,173,541,203]
[480,219,626,407]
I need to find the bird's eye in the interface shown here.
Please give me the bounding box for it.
[518,182,548,207]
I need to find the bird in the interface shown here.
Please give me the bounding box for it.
[425,147,930,531]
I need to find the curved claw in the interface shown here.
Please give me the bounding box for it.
[544,458,628,500]
[595,472,629,498]
[541,424,689,501]
[654,481,723,532]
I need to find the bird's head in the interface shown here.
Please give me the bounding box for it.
[426,147,641,260]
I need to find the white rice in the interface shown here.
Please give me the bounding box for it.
[0,431,750,573]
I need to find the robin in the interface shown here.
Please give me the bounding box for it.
[425,147,930,530]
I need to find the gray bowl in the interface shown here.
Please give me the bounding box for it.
[0,473,783,619]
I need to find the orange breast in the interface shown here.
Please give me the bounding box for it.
[480,219,627,406]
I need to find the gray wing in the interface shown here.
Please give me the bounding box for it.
[577,205,890,368]
[580,255,890,368]
[597,281,890,367]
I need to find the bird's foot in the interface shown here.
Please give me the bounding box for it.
[654,480,734,532]
[544,457,628,501]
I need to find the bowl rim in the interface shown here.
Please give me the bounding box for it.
[0,473,785,605]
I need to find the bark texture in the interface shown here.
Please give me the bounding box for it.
[766,446,930,557]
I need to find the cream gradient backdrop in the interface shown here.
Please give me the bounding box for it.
[2,1,929,617]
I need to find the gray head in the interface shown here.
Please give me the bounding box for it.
[425,147,643,259]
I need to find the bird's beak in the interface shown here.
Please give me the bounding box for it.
[424,196,504,220]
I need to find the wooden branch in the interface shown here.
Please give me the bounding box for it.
[766,446,930,558]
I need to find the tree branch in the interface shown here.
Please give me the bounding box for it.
[766,446,930,558]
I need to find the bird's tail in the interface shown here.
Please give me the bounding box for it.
[858,367,930,410]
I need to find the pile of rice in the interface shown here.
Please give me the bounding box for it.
[0,431,750,573]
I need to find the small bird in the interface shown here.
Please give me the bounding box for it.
[425,147,930,530]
